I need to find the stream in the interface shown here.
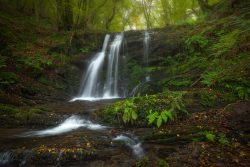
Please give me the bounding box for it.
[0,100,148,167]
[0,32,155,166]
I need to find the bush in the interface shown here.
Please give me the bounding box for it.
[185,35,209,53]
[101,91,187,127]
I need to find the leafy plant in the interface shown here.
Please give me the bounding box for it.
[80,47,90,53]
[212,29,240,57]
[147,110,173,128]
[157,158,170,167]
[201,71,221,86]
[135,156,149,167]
[185,35,209,53]
[22,54,53,73]
[200,90,218,107]
[218,133,229,145]
[102,91,187,127]
[235,86,249,100]
[0,72,20,85]
[205,131,216,142]
[122,100,137,123]
[196,131,228,143]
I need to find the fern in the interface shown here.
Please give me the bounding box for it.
[147,110,174,128]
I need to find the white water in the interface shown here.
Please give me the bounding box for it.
[71,33,124,101]
[144,31,151,82]
[71,35,110,101]
[113,134,144,158]
[103,33,124,98]
[0,152,12,166]
[21,115,106,137]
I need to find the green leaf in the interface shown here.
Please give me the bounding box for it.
[147,112,157,125]
[156,117,162,128]
[131,110,138,120]
[161,112,168,122]
[206,132,216,142]
[165,111,173,120]
[122,112,129,123]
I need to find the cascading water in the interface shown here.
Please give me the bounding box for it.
[71,33,124,101]
[21,115,107,137]
[103,33,124,98]
[71,35,110,101]
[143,31,150,82]
[0,152,12,166]
[113,134,144,159]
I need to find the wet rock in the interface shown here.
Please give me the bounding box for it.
[226,100,250,133]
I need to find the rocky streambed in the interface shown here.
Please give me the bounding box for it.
[0,100,250,167]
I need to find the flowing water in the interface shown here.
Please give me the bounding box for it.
[71,33,125,101]
[71,35,111,101]
[20,115,107,137]
[72,32,151,101]
[144,31,151,82]
[113,134,144,159]
[0,32,155,166]
[0,113,144,166]
[103,33,124,98]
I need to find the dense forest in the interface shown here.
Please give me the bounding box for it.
[0,0,249,166]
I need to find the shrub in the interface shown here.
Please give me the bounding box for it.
[102,91,187,127]
[185,35,209,53]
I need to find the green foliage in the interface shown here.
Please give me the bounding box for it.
[102,91,187,127]
[21,54,53,73]
[157,158,170,167]
[212,30,240,57]
[163,78,192,88]
[0,104,19,115]
[0,72,20,86]
[199,90,218,107]
[80,47,90,53]
[51,52,70,65]
[201,71,220,86]
[135,156,149,167]
[235,86,250,100]
[130,64,145,86]
[147,110,173,128]
[218,133,229,145]
[205,131,216,142]
[121,100,137,124]
[194,131,230,145]
[185,35,209,53]
[168,54,208,75]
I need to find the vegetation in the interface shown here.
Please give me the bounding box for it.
[0,0,250,166]
[101,91,187,127]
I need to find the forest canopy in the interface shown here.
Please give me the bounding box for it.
[0,0,221,32]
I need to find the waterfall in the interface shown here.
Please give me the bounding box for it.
[71,33,124,101]
[103,33,124,98]
[79,35,110,99]
[144,31,150,81]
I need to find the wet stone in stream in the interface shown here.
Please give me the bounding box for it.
[0,114,145,166]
